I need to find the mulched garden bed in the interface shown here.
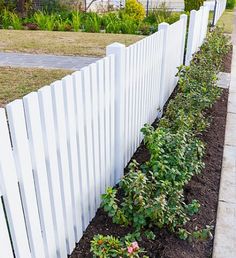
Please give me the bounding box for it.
[70,51,232,258]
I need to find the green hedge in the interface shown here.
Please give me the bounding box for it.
[226,0,236,9]
[184,0,204,12]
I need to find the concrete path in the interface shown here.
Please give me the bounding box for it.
[0,52,99,70]
[213,11,236,258]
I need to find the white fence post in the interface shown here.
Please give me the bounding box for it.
[158,22,169,111]
[106,43,126,184]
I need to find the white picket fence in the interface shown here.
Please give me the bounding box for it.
[204,0,216,11]
[0,9,212,258]
[185,5,210,65]
[213,0,227,25]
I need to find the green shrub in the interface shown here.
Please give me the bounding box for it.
[1,9,12,29]
[138,22,152,35]
[82,12,101,33]
[9,12,22,29]
[71,11,80,32]
[102,130,204,232]
[91,235,148,257]
[226,0,236,9]
[120,15,139,34]
[1,9,22,29]
[102,12,121,33]
[33,11,56,30]
[124,0,145,22]
[184,0,204,12]
[54,16,71,31]
[144,3,181,27]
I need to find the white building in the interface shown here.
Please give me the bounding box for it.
[140,0,185,11]
[89,0,185,12]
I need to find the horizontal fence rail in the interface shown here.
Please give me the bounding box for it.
[0,8,211,257]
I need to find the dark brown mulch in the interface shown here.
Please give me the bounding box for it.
[222,45,233,73]
[70,51,232,258]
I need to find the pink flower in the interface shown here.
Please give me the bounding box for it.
[128,246,134,254]
[131,242,139,251]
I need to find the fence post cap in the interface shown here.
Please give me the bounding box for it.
[106,42,126,56]
[158,22,169,31]
[180,13,188,19]
[106,42,126,49]
[190,9,197,14]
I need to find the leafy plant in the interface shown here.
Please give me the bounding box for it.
[9,12,23,30]
[91,234,148,257]
[82,12,101,33]
[55,15,71,31]
[1,9,12,29]
[102,12,121,33]
[120,14,139,34]
[33,11,56,31]
[102,130,204,234]
[71,10,80,32]
[124,0,145,22]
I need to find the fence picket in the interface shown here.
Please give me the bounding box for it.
[23,92,58,258]
[38,85,68,258]
[90,64,102,207]
[0,194,14,258]
[72,71,90,230]
[81,66,96,219]
[96,60,106,194]
[104,57,112,187]
[6,100,46,258]
[185,6,210,65]
[51,81,75,254]
[0,109,31,258]
[62,75,83,242]
[109,55,116,186]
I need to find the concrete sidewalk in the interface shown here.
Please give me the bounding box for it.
[0,52,99,70]
[213,12,236,258]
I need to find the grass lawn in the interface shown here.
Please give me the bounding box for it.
[217,9,234,34]
[0,67,71,107]
[0,30,144,57]
[209,9,234,34]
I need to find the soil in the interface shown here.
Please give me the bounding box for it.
[222,45,233,73]
[70,51,232,258]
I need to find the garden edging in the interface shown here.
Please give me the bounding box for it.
[213,45,236,258]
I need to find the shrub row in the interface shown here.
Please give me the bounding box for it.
[91,27,231,257]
